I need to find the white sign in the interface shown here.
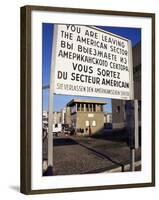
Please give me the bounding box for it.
[52,25,134,100]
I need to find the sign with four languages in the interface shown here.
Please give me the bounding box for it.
[52,24,134,100]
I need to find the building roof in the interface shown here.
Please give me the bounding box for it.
[67,99,106,106]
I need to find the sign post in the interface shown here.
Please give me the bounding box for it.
[47,90,54,175]
[130,148,135,171]
[126,100,139,171]
[47,26,58,175]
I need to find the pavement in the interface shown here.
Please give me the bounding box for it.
[43,131,141,175]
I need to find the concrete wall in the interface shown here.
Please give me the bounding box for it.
[112,100,126,129]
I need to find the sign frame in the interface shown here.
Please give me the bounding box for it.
[20,5,155,195]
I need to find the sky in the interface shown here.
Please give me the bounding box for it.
[42,23,141,112]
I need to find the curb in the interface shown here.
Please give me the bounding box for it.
[101,160,141,173]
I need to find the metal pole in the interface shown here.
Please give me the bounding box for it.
[130,100,139,171]
[130,148,135,171]
[47,91,54,175]
[128,40,135,172]
[46,25,58,175]
[134,100,139,149]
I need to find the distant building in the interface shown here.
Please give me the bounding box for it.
[42,111,48,126]
[53,111,62,124]
[104,112,112,129]
[61,107,66,124]
[112,42,141,130]
[65,106,71,127]
[104,113,112,124]
[42,111,48,137]
[66,99,106,136]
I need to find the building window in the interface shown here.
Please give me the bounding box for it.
[116,106,120,113]
[96,104,101,112]
[89,104,92,112]
[85,120,89,126]
[81,103,84,111]
[86,104,89,112]
[92,104,95,112]
[92,120,96,127]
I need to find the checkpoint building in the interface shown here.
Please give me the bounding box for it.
[66,99,106,136]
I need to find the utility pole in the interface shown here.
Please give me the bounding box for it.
[46,26,58,175]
